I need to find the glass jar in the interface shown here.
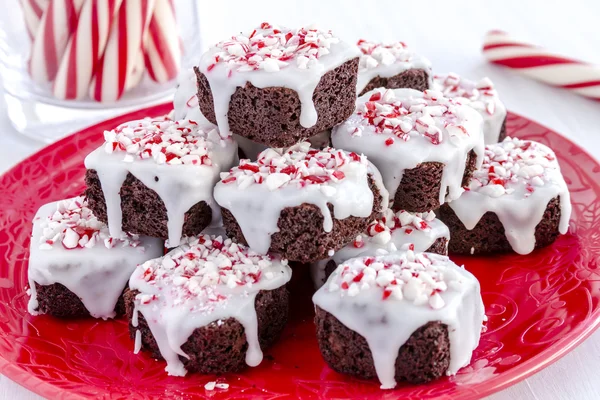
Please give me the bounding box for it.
[0,0,201,142]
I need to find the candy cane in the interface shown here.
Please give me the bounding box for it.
[483,30,600,101]
[126,51,146,91]
[89,0,155,102]
[144,0,181,83]
[20,0,48,38]
[52,0,123,100]
[29,0,84,84]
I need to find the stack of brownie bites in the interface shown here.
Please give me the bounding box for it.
[27,22,572,390]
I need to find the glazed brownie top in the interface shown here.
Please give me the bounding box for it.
[313,250,485,389]
[311,209,449,288]
[356,39,432,94]
[98,117,233,164]
[201,22,350,73]
[214,142,389,254]
[84,118,237,247]
[129,234,292,376]
[28,196,163,319]
[448,137,572,254]
[197,22,360,137]
[432,73,507,144]
[332,88,485,202]
[34,196,141,251]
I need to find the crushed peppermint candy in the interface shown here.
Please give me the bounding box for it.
[204,22,340,74]
[467,137,560,198]
[204,381,229,391]
[132,235,288,314]
[350,88,472,145]
[327,251,466,309]
[433,73,500,116]
[103,117,230,165]
[357,39,415,71]
[353,209,436,248]
[35,196,141,251]
[218,141,367,191]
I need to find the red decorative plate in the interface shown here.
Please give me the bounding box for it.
[0,104,598,399]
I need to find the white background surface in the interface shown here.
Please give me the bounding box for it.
[1,0,600,398]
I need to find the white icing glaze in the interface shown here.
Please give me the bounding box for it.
[332,88,485,205]
[311,209,449,288]
[173,67,200,121]
[129,234,292,376]
[448,137,572,255]
[27,196,163,319]
[433,73,507,144]
[356,40,432,94]
[214,142,388,255]
[313,250,485,389]
[84,118,237,247]
[198,23,360,138]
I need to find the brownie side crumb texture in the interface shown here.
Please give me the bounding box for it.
[125,286,289,374]
[85,170,212,240]
[437,196,562,254]
[314,306,450,384]
[195,58,359,148]
[393,150,477,213]
[33,282,126,319]
[359,69,430,97]
[220,175,384,263]
[322,236,448,284]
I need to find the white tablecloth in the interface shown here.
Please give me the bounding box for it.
[1,0,599,398]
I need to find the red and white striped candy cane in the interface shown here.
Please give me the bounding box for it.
[29,0,84,84]
[89,0,155,102]
[483,30,600,101]
[144,0,181,83]
[53,0,123,100]
[19,0,48,39]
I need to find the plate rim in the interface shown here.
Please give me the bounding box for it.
[0,103,598,400]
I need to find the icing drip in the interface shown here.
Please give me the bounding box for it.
[214,142,388,255]
[313,250,485,389]
[332,88,485,204]
[27,196,163,319]
[198,22,360,138]
[84,118,237,247]
[129,234,292,376]
[311,209,449,288]
[356,39,432,94]
[449,137,572,254]
[433,73,507,144]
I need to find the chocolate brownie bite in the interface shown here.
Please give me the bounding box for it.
[356,40,432,96]
[313,250,485,389]
[311,209,449,288]
[332,88,485,213]
[27,196,163,319]
[214,142,389,263]
[127,234,292,376]
[438,137,572,255]
[85,118,237,247]
[196,22,360,147]
[433,73,507,144]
